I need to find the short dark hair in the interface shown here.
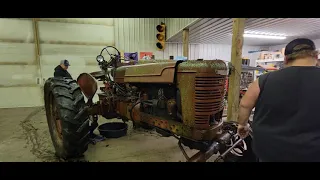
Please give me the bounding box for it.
[285,38,318,61]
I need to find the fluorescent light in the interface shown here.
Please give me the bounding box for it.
[244,31,286,36]
[243,34,286,40]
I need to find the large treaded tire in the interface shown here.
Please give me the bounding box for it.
[44,77,90,159]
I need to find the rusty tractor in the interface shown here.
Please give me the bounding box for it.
[44,46,256,162]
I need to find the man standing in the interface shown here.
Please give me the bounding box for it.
[54,60,72,78]
[237,38,320,162]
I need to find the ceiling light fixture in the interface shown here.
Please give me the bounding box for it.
[243,33,286,40]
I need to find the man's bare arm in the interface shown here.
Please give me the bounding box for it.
[238,79,260,125]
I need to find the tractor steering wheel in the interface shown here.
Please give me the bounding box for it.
[96,46,121,69]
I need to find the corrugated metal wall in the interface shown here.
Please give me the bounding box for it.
[197,44,263,62]
[269,38,320,51]
[39,18,114,104]
[114,18,199,60]
[165,18,199,40]
[39,19,114,80]
[114,18,264,61]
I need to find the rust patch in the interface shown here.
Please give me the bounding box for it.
[177,60,227,73]
[140,112,192,137]
[137,60,175,64]
[177,60,227,130]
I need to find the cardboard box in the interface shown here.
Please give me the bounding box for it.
[259,52,266,60]
[274,52,281,59]
[266,54,273,59]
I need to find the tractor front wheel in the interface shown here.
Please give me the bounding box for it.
[44,77,90,159]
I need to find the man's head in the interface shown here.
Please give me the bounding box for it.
[284,38,318,66]
[60,59,70,70]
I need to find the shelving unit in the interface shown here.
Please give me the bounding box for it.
[253,50,285,80]
[256,58,284,63]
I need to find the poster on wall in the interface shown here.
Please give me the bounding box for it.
[124,52,138,61]
[139,52,153,60]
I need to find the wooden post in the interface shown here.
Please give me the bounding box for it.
[226,18,245,122]
[32,18,43,84]
[183,29,189,59]
[32,18,41,66]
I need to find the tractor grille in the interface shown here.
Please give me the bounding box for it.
[194,75,225,128]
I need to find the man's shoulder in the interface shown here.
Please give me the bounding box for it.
[258,72,272,80]
[260,68,284,78]
[54,65,63,71]
[257,72,274,88]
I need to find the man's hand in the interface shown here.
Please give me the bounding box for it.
[237,123,250,139]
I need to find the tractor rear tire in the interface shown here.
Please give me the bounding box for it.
[44,77,90,159]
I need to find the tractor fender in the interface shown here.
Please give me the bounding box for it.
[77,73,98,100]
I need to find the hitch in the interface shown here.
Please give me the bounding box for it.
[187,142,220,162]
[214,138,243,162]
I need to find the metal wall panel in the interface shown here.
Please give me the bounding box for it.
[161,43,199,60]
[0,19,42,108]
[198,44,262,61]
[114,18,263,61]
[39,21,114,46]
[268,38,320,51]
[114,18,164,54]
[39,18,114,26]
[39,21,115,80]
[114,18,199,60]
[0,19,34,42]
[39,20,113,103]
[0,42,35,64]
[165,18,199,40]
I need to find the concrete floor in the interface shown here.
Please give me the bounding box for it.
[0,107,212,162]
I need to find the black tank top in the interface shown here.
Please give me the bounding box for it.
[252,66,320,162]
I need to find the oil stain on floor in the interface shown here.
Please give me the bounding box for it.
[0,107,203,162]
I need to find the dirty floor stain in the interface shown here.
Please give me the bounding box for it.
[0,107,217,162]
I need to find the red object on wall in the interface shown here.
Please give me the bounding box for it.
[225,77,229,93]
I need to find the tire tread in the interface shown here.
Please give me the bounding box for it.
[44,77,90,159]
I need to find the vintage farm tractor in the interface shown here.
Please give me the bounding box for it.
[44,46,256,162]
